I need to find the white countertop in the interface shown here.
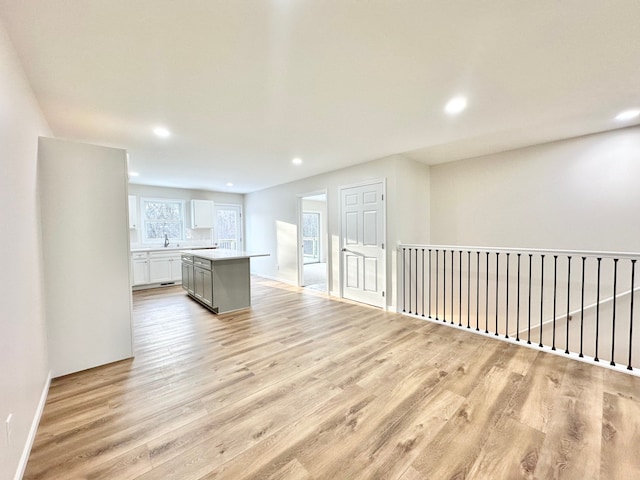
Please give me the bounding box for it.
[181,248,270,261]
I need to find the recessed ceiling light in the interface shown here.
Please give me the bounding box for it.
[226,182,234,187]
[615,109,640,121]
[129,171,139,177]
[153,127,171,138]
[444,96,467,115]
[292,157,302,165]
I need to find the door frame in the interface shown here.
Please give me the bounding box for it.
[339,179,387,307]
[296,190,329,290]
[214,203,243,250]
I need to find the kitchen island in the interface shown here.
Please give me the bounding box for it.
[181,249,269,313]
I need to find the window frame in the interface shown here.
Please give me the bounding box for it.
[140,197,186,245]
[302,210,322,264]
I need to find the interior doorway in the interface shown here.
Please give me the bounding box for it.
[297,192,328,291]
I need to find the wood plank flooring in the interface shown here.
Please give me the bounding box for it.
[24,278,640,479]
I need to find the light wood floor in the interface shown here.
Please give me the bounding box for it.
[25,278,640,479]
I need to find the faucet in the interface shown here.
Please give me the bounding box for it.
[164,234,169,247]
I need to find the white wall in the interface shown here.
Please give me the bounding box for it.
[245,154,431,309]
[430,126,640,252]
[39,138,133,378]
[0,20,51,480]
[127,184,244,248]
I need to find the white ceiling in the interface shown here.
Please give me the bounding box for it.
[1,1,638,193]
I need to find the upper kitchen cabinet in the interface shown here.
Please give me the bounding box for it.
[38,137,133,377]
[128,194,138,229]
[191,199,214,229]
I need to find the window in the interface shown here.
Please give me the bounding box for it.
[142,198,185,243]
[302,212,321,264]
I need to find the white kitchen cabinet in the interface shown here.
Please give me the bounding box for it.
[128,195,138,229]
[131,252,149,286]
[191,199,215,229]
[149,252,182,283]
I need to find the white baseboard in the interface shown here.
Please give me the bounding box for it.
[15,371,51,480]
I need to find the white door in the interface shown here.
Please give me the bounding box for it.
[340,181,386,308]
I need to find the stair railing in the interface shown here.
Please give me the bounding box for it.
[398,244,639,374]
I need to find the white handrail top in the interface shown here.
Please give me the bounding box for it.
[397,244,640,260]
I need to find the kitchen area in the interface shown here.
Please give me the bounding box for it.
[128,183,268,313]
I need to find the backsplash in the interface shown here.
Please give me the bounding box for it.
[129,227,215,250]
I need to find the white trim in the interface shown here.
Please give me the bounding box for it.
[398,243,640,261]
[214,203,244,250]
[140,196,186,244]
[296,190,328,290]
[15,371,51,480]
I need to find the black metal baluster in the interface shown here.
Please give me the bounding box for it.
[451,250,455,325]
[565,257,571,355]
[421,249,425,317]
[595,257,602,362]
[485,251,490,334]
[516,253,521,341]
[451,250,454,325]
[527,254,533,344]
[539,255,545,348]
[467,251,471,329]
[435,250,439,320]
[459,250,463,327]
[552,255,558,351]
[476,252,480,331]
[505,253,510,339]
[611,258,618,366]
[628,259,636,371]
[428,249,432,318]
[415,248,419,316]
[402,247,406,313]
[579,257,586,358]
[443,250,447,322]
[408,248,412,314]
[495,253,499,336]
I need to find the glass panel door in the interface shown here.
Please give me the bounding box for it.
[214,204,242,250]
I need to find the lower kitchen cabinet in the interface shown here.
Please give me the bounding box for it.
[131,250,183,288]
[194,267,213,307]
[193,257,213,307]
[131,252,149,286]
[181,255,194,294]
[149,252,182,283]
